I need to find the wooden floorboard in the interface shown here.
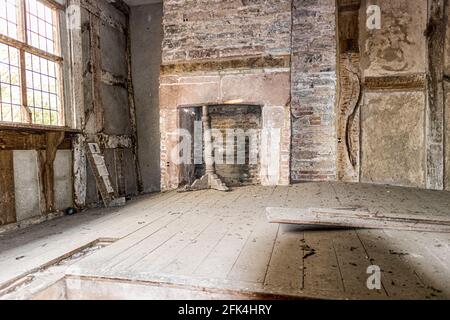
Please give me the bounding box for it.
[161,189,252,277]
[1,183,450,299]
[303,230,345,294]
[356,229,440,299]
[226,211,279,283]
[126,188,247,276]
[192,188,275,280]
[263,225,304,294]
[331,230,386,298]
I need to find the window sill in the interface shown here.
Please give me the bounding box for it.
[0,122,81,134]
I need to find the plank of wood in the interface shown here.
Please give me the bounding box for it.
[330,230,387,298]
[69,191,212,275]
[226,213,280,283]
[159,187,266,277]
[356,229,436,299]
[302,230,345,294]
[225,186,290,284]
[382,230,450,298]
[266,207,450,233]
[192,187,275,280]
[86,143,125,207]
[0,131,71,150]
[123,189,247,276]
[330,182,450,220]
[0,151,16,226]
[263,225,304,294]
[106,189,236,275]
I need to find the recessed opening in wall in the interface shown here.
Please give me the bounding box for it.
[178,104,262,187]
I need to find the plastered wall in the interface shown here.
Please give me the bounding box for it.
[130,3,163,193]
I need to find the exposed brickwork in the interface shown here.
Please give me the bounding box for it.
[160,0,337,189]
[162,0,292,63]
[159,71,291,190]
[210,105,262,186]
[291,0,337,182]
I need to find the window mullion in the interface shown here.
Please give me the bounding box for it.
[18,0,27,43]
[19,49,31,123]
[17,0,31,123]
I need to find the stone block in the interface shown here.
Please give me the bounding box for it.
[221,72,290,107]
[160,82,220,108]
[361,91,426,188]
[360,0,427,77]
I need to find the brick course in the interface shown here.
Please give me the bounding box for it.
[161,0,338,187]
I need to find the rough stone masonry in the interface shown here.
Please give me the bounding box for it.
[160,0,337,190]
[160,0,450,191]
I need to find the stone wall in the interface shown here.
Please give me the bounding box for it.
[160,0,337,189]
[160,0,293,190]
[160,71,291,190]
[359,0,431,189]
[291,0,338,182]
[160,0,448,191]
[162,0,292,63]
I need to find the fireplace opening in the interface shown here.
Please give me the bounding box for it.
[178,104,262,187]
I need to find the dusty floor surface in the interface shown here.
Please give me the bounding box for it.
[1,183,449,299]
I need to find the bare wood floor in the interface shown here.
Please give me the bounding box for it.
[1,183,450,300]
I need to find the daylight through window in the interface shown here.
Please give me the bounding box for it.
[0,0,63,127]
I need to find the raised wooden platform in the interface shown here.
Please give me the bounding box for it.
[1,183,450,299]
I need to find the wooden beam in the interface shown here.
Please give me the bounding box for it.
[363,74,427,91]
[40,0,66,11]
[90,16,104,133]
[266,207,450,233]
[426,0,447,190]
[0,151,16,226]
[107,0,130,17]
[80,0,126,33]
[125,16,142,193]
[161,55,291,75]
[38,132,65,213]
[0,122,79,133]
[0,34,63,63]
[0,131,72,150]
[101,70,127,88]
